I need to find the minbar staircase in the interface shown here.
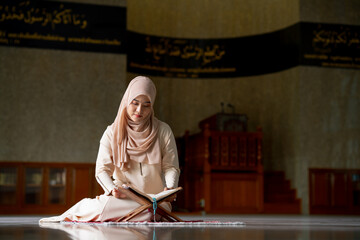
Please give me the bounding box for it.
[264,171,301,214]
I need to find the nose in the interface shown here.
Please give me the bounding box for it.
[136,104,142,114]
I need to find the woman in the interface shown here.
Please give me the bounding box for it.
[40,76,180,222]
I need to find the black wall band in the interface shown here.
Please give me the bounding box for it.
[0,0,127,53]
[300,22,360,70]
[128,22,360,78]
[1,1,359,77]
[127,24,301,78]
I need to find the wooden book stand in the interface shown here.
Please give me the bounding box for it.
[115,187,183,222]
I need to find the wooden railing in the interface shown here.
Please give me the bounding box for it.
[184,124,263,171]
[208,131,262,171]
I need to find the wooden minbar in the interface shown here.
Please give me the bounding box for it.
[180,113,264,213]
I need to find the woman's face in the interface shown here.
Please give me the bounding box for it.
[127,95,152,122]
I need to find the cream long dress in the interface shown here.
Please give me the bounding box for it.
[39,121,180,223]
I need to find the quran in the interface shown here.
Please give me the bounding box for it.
[121,185,182,202]
[116,185,183,222]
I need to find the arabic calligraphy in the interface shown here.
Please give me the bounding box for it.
[0,1,87,29]
[67,37,121,45]
[8,32,65,41]
[302,24,360,69]
[0,31,121,46]
[129,62,236,78]
[145,37,226,66]
[0,0,126,54]
[312,26,360,53]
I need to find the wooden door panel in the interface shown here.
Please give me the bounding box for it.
[311,172,330,207]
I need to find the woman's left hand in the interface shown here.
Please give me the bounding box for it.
[164,187,177,202]
[112,187,127,199]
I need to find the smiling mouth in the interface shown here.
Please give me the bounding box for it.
[134,114,142,118]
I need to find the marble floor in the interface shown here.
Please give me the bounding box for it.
[1,214,360,240]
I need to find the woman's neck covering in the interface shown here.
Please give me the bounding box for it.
[111,76,160,170]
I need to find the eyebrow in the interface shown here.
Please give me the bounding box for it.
[133,99,151,104]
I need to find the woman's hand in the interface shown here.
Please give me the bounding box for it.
[164,187,177,202]
[111,187,127,199]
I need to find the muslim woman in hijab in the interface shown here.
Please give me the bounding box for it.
[40,76,180,223]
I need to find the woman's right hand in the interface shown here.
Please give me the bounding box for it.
[112,187,127,199]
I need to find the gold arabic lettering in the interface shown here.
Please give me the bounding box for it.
[312,27,360,50]
[129,62,236,75]
[0,1,88,30]
[145,37,226,66]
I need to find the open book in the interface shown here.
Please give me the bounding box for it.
[115,185,184,222]
[119,185,182,203]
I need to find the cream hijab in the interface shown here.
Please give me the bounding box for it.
[111,76,161,170]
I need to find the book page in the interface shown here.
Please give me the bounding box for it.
[148,187,182,202]
[121,185,182,202]
[120,185,153,202]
